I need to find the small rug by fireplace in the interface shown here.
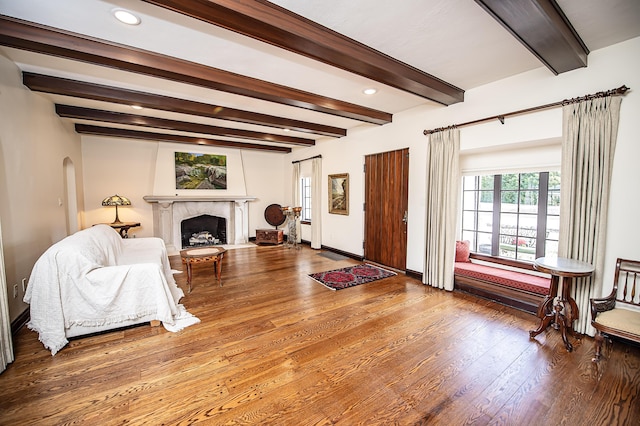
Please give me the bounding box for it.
[309,264,396,291]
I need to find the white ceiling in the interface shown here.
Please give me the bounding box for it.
[1,0,639,145]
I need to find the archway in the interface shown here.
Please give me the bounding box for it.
[63,157,79,235]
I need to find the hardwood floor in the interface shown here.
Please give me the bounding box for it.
[1,244,639,425]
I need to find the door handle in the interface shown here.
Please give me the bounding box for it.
[402,211,408,224]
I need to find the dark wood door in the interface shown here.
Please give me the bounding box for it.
[364,148,409,270]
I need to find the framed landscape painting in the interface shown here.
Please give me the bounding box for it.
[328,173,349,215]
[175,152,227,189]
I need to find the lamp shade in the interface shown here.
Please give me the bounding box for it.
[102,194,131,224]
[102,194,131,207]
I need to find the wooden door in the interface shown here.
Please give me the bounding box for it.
[364,148,409,270]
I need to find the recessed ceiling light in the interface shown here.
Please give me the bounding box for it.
[113,9,141,25]
[130,105,143,110]
[363,88,377,95]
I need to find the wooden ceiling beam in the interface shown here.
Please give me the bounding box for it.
[142,0,464,105]
[56,105,315,146]
[23,73,346,137]
[74,124,292,153]
[0,15,391,124]
[474,0,589,74]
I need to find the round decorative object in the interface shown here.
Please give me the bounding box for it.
[264,203,286,227]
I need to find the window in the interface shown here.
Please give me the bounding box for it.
[461,172,560,262]
[300,177,311,222]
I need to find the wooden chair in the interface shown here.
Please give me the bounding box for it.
[590,258,640,362]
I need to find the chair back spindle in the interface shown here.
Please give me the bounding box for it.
[617,261,640,305]
[591,258,640,362]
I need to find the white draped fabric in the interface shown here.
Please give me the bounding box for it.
[0,218,14,372]
[424,128,460,291]
[292,163,302,243]
[311,158,322,249]
[559,96,622,336]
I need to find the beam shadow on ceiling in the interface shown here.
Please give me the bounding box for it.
[142,0,465,106]
[56,105,315,146]
[0,15,391,124]
[474,0,589,74]
[23,73,346,137]
[75,124,292,153]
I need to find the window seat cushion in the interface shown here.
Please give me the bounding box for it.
[454,262,550,296]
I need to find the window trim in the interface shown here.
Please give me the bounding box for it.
[300,176,312,223]
[462,171,559,263]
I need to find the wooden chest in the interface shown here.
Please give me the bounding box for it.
[256,229,284,245]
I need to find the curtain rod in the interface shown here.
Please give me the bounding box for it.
[423,85,630,135]
[292,154,322,164]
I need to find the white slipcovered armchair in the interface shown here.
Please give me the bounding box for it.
[24,225,197,355]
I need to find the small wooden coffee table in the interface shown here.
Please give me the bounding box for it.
[180,246,226,293]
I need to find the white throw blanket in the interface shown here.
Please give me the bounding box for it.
[24,225,198,355]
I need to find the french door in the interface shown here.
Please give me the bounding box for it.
[364,148,409,270]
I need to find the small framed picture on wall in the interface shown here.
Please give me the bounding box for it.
[328,173,349,215]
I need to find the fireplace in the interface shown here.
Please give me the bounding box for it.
[181,214,227,248]
[144,195,255,254]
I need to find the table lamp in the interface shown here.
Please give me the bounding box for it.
[102,194,131,224]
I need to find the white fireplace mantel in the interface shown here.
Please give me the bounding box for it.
[144,195,256,254]
[143,195,256,203]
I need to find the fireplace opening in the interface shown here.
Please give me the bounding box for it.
[181,214,226,248]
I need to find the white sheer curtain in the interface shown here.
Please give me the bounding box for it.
[292,162,301,243]
[559,96,622,336]
[424,128,460,290]
[311,157,322,249]
[0,217,14,373]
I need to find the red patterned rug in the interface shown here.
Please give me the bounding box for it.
[309,264,396,290]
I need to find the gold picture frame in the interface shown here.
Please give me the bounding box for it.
[328,173,349,215]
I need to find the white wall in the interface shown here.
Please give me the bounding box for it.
[81,135,159,236]
[241,150,287,233]
[0,53,84,321]
[151,144,247,197]
[81,137,287,238]
[287,37,640,292]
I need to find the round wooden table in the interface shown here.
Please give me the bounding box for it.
[529,256,594,351]
[180,246,226,293]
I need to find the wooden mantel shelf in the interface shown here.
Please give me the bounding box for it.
[143,195,256,203]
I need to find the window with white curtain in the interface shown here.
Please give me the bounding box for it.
[300,176,311,222]
[461,171,560,261]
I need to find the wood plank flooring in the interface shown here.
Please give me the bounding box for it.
[1,244,639,425]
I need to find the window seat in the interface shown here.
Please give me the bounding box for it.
[454,261,551,314]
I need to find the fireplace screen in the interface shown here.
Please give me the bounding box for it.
[181,214,226,248]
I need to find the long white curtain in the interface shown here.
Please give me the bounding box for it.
[292,162,302,243]
[0,217,14,373]
[559,96,622,336]
[424,128,460,290]
[311,158,322,249]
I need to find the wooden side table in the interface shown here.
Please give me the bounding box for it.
[106,222,140,238]
[180,247,226,293]
[529,256,594,351]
